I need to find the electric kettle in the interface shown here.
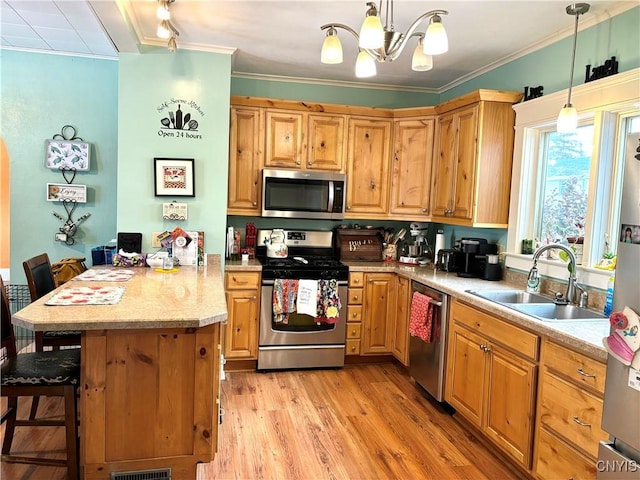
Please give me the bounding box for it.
[266,229,288,258]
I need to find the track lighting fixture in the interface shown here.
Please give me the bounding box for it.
[156,0,179,52]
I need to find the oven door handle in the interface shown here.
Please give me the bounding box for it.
[262,279,348,286]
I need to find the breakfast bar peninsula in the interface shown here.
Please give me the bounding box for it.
[12,257,228,479]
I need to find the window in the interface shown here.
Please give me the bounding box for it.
[537,126,593,245]
[507,69,640,289]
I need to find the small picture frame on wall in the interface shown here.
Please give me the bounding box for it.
[154,158,195,197]
[46,183,87,203]
[45,140,90,170]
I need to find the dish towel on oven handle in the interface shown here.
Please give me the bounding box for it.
[273,279,298,324]
[316,279,341,324]
[410,291,434,343]
[297,279,318,317]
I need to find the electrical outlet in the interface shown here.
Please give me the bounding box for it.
[151,232,162,248]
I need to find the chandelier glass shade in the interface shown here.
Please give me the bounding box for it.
[321,1,449,77]
[557,3,590,133]
[156,0,179,52]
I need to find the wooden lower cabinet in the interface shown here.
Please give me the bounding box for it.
[223,272,260,360]
[362,272,396,355]
[346,272,364,356]
[445,299,539,469]
[392,275,410,365]
[533,339,607,479]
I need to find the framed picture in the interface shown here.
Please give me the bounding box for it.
[45,140,90,170]
[46,183,87,203]
[154,158,195,197]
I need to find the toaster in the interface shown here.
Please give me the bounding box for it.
[436,249,459,272]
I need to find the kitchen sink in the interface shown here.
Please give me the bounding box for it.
[511,303,606,322]
[468,289,550,304]
[467,289,606,322]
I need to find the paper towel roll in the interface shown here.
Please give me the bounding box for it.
[434,231,445,260]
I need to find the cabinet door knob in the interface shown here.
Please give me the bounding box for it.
[577,368,596,378]
[308,161,313,166]
[252,296,256,301]
[351,346,356,352]
[252,201,257,206]
[352,312,357,317]
[370,181,376,189]
[422,208,427,213]
[296,160,301,165]
[354,278,360,284]
[347,205,351,210]
[351,329,357,334]
[353,295,359,301]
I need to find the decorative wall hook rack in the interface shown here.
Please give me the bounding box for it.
[51,199,91,245]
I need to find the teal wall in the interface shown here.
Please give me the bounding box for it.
[1,50,118,284]
[116,50,231,257]
[440,6,640,101]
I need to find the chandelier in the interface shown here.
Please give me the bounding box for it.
[557,3,590,133]
[320,1,449,78]
[156,0,180,52]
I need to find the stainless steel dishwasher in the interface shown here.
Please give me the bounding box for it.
[409,280,449,402]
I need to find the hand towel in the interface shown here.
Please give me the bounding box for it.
[273,279,298,324]
[603,306,640,368]
[316,279,341,324]
[409,291,434,343]
[297,279,319,317]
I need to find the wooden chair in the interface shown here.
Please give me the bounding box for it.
[1,276,80,480]
[22,253,81,419]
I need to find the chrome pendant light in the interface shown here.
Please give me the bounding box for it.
[320,1,449,78]
[557,3,590,133]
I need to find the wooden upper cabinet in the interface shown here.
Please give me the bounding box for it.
[265,109,306,169]
[390,117,435,218]
[307,113,345,171]
[346,117,392,217]
[228,106,264,215]
[431,90,521,227]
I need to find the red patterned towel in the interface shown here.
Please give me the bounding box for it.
[409,291,434,343]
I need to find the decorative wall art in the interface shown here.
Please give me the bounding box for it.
[154,158,195,197]
[163,202,188,220]
[46,183,87,203]
[45,139,90,171]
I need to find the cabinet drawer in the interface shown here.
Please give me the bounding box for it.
[346,339,361,355]
[539,371,607,459]
[543,339,606,395]
[225,272,260,290]
[348,305,362,322]
[535,427,596,480]
[346,323,361,339]
[349,272,364,287]
[348,288,363,305]
[452,300,539,361]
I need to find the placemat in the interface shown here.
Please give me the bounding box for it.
[45,286,126,306]
[74,269,136,282]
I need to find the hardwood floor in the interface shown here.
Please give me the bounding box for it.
[1,363,520,480]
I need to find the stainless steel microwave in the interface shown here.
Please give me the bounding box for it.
[262,169,346,220]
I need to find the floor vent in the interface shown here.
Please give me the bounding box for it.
[110,468,171,480]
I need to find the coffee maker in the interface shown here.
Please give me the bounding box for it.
[453,238,499,278]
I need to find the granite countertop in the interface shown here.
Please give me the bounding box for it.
[345,261,609,361]
[13,260,228,332]
[224,259,609,361]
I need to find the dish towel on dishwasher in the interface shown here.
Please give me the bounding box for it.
[297,279,319,317]
[273,279,298,324]
[410,291,434,343]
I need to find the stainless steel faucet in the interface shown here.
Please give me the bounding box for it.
[530,243,588,307]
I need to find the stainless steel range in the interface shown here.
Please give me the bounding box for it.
[256,229,349,370]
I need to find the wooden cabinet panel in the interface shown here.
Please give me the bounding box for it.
[390,118,435,218]
[535,428,596,480]
[228,107,263,214]
[265,110,305,168]
[451,106,478,220]
[346,339,361,355]
[307,113,345,171]
[538,371,607,459]
[431,113,456,217]
[485,344,536,467]
[346,118,392,216]
[361,273,396,354]
[544,340,606,395]
[348,288,363,305]
[225,272,261,290]
[446,326,486,427]
[392,275,410,366]
[224,290,259,359]
[347,323,361,339]
[349,272,364,287]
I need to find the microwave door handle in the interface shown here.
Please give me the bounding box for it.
[327,180,335,212]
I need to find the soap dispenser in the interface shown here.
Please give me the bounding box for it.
[526,262,540,293]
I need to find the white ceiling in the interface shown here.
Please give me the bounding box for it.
[1,0,635,91]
